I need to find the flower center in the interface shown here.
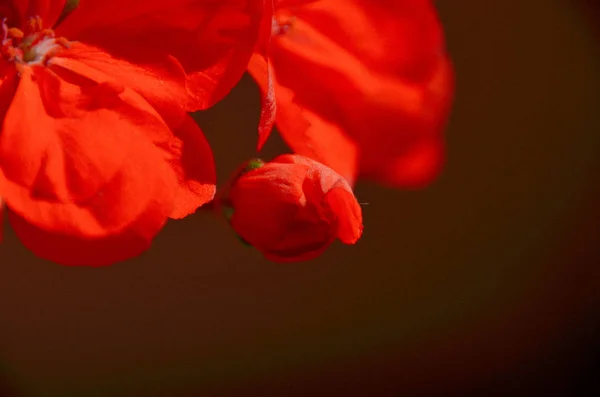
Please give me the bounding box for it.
[1,16,69,69]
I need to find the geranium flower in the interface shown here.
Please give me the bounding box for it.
[217,154,363,262]
[249,0,454,188]
[0,0,265,265]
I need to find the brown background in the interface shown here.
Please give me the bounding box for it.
[1,0,600,396]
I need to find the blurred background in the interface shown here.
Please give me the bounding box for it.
[1,0,600,396]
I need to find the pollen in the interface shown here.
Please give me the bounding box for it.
[7,27,24,40]
[1,16,70,70]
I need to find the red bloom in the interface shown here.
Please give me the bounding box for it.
[218,154,363,263]
[249,0,454,188]
[0,0,265,265]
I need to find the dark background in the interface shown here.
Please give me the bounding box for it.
[1,0,600,396]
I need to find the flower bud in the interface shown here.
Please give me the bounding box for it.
[221,154,363,262]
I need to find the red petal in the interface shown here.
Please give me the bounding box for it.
[0,70,15,245]
[268,0,453,187]
[0,64,177,237]
[247,48,276,151]
[7,155,174,266]
[277,154,362,243]
[32,0,67,27]
[230,162,309,249]
[0,197,3,244]
[0,64,18,122]
[277,0,445,82]
[250,75,359,185]
[325,185,363,244]
[1,66,128,204]
[361,137,446,189]
[247,0,276,149]
[168,115,216,219]
[274,0,318,8]
[53,42,189,126]
[0,3,17,25]
[225,155,363,262]
[5,0,66,27]
[57,0,266,110]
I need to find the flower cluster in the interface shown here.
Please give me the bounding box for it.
[0,0,453,265]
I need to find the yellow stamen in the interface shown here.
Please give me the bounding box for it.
[7,27,24,39]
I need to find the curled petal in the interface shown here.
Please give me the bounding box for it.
[168,115,216,219]
[274,154,362,242]
[325,185,363,244]
[247,0,276,149]
[248,51,276,151]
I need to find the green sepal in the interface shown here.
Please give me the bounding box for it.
[55,0,80,26]
[244,159,264,173]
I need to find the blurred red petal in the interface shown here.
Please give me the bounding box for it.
[265,0,453,187]
[361,137,447,189]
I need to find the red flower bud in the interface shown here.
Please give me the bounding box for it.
[222,154,363,262]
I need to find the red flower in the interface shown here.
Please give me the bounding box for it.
[218,154,363,263]
[0,0,265,265]
[249,0,454,188]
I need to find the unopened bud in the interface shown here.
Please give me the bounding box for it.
[225,154,363,263]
